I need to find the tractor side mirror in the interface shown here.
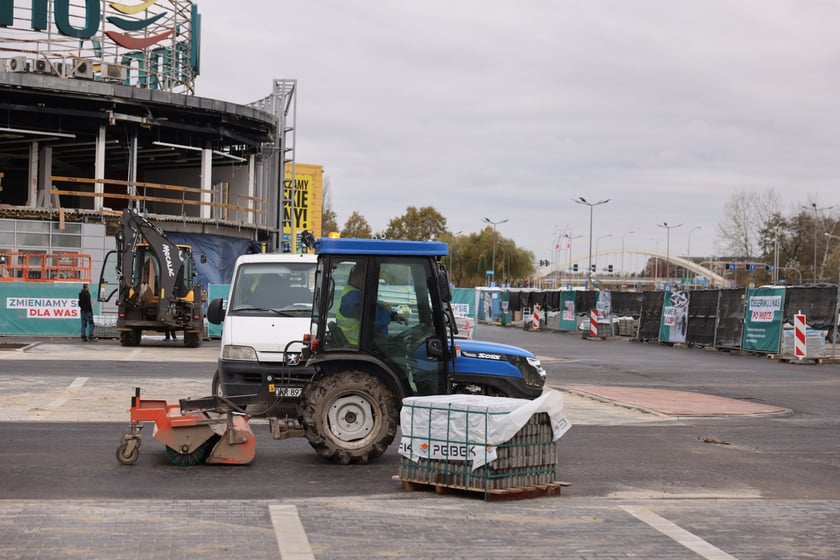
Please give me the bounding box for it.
[426,337,443,359]
[437,268,451,303]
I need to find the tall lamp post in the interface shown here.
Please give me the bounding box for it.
[565,233,582,282]
[657,222,682,281]
[802,203,835,282]
[687,226,701,282]
[482,217,508,286]
[824,233,840,358]
[621,231,634,276]
[575,197,611,289]
[596,233,613,272]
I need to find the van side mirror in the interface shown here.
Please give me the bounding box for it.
[207,297,226,324]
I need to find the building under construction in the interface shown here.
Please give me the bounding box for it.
[0,1,321,336]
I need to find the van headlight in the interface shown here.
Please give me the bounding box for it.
[222,345,258,361]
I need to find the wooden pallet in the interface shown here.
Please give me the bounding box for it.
[393,476,571,501]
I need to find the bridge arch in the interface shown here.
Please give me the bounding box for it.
[540,248,727,287]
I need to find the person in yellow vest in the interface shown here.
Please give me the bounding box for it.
[336,264,407,345]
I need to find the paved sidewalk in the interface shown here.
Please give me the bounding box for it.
[568,385,789,417]
[1,497,838,559]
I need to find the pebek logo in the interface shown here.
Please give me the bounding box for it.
[160,244,176,278]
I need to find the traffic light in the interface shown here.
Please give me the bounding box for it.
[573,264,578,272]
[747,264,757,271]
[591,264,596,272]
[608,264,613,272]
[726,263,737,270]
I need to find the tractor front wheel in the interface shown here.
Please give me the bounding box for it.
[300,370,397,465]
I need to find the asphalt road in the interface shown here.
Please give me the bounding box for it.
[1,327,839,559]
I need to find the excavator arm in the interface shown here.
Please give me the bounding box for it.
[117,208,188,302]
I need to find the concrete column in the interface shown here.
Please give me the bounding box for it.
[94,125,106,211]
[27,141,39,207]
[247,154,255,225]
[200,148,212,219]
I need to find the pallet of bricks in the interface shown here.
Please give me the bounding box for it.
[397,391,571,499]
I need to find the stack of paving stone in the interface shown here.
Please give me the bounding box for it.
[781,328,826,358]
[399,411,558,492]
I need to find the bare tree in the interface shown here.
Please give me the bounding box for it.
[717,188,782,258]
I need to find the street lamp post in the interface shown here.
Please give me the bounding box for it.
[687,226,701,282]
[574,197,611,290]
[564,233,582,283]
[657,222,682,282]
[802,203,834,282]
[482,217,508,286]
[824,233,840,358]
[596,233,613,273]
[621,231,634,276]
[687,226,701,261]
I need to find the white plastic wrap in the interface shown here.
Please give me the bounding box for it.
[398,390,571,469]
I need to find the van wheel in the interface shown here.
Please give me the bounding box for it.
[300,370,397,465]
[211,369,224,397]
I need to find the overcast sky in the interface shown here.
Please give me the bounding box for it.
[195,1,839,265]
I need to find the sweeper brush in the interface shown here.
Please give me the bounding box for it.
[116,388,256,466]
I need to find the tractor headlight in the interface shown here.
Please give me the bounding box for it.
[222,345,258,361]
[527,356,547,380]
[506,354,546,388]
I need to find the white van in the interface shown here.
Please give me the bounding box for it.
[206,252,318,396]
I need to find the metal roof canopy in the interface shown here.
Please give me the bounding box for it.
[0,72,276,177]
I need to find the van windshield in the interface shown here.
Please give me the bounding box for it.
[229,262,316,316]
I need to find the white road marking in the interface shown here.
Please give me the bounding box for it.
[16,377,91,420]
[43,377,90,410]
[269,504,315,560]
[620,505,738,560]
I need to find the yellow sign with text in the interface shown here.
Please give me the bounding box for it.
[283,163,323,239]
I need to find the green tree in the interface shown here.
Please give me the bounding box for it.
[341,211,372,239]
[322,208,338,236]
[383,206,447,241]
[448,228,534,287]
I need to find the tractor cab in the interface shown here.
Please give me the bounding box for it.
[310,246,453,397]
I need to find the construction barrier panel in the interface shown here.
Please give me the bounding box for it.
[714,288,746,350]
[685,289,718,346]
[0,281,100,337]
[742,287,785,354]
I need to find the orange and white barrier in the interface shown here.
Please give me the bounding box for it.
[532,304,542,331]
[589,309,599,338]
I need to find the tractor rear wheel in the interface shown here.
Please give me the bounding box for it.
[300,370,397,465]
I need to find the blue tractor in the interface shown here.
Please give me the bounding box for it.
[296,237,545,464]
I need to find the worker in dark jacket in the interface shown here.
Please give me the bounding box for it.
[78,283,95,342]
